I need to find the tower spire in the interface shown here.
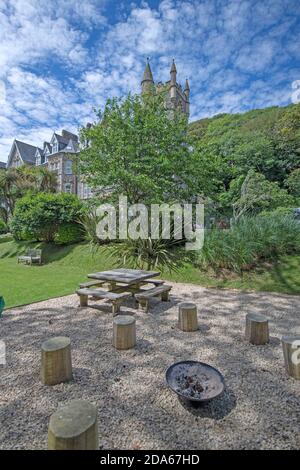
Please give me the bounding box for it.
[141,58,154,94]
[170,58,177,84]
[184,78,190,117]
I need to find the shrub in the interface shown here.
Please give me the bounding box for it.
[259,207,294,217]
[78,208,104,245]
[0,219,7,234]
[11,192,84,242]
[54,223,84,245]
[198,213,300,273]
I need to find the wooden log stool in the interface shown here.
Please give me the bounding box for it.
[178,302,198,332]
[41,336,73,386]
[48,400,98,450]
[113,315,136,350]
[245,313,269,345]
[281,335,300,380]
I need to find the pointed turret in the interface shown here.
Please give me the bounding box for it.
[184,78,190,117]
[184,78,190,100]
[170,59,177,101]
[170,59,177,83]
[141,58,154,94]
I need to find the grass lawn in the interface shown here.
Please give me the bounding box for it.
[0,238,299,309]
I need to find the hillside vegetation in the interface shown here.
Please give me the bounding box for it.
[188,104,300,214]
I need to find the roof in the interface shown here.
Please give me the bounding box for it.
[184,78,190,91]
[170,59,177,73]
[0,161,6,169]
[53,133,69,145]
[15,140,37,164]
[141,60,154,83]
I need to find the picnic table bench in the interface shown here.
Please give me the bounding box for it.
[76,288,131,315]
[135,285,172,312]
[79,280,106,289]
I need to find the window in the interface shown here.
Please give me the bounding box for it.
[64,183,72,194]
[52,143,58,153]
[65,160,73,175]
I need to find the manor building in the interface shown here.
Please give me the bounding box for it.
[5,130,92,199]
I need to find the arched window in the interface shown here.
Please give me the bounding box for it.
[65,160,73,175]
[64,183,72,194]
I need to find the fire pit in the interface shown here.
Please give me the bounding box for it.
[166,360,225,405]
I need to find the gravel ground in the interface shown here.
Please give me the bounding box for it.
[0,282,300,450]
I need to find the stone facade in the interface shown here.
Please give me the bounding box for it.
[141,59,190,118]
[5,130,92,198]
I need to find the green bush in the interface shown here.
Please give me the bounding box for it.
[0,219,8,234]
[11,192,84,242]
[54,223,84,245]
[259,207,294,217]
[198,214,300,273]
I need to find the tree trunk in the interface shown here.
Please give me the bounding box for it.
[48,400,98,450]
[245,313,269,345]
[281,335,300,380]
[113,315,136,350]
[41,336,73,385]
[178,302,198,332]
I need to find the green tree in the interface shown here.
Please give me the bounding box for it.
[77,93,198,205]
[284,168,300,200]
[233,170,295,220]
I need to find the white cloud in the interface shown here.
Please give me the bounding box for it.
[1,0,299,162]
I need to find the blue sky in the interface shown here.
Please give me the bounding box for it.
[0,0,300,161]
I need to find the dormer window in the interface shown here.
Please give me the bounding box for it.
[52,143,58,153]
[35,150,41,166]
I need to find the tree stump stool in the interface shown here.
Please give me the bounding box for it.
[41,336,73,386]
[245,313,269,345]
[281,335,300,380]
[178,302,198,332]
[113,315,136,350]
[48,400,98,450]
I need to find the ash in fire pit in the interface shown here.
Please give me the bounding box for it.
[166,361,225,403]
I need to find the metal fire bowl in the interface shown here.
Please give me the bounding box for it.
[166,360,225,404]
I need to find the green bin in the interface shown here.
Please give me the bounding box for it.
[0,296,5,317]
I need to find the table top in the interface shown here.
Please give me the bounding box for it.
[87,268,160,285]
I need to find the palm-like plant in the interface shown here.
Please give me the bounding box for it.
[0,168,21,216]
[0,166,58,222]
[108,236,186,272]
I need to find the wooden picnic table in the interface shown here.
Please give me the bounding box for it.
[87,268,160,287]
[79,268,171,314]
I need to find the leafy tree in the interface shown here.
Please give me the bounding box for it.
[232,170,295,220]
[284,168,300,199]
[78,93,199,205]
[11,192,84,242]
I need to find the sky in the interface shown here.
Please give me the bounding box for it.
[0,0,300,162]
